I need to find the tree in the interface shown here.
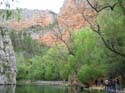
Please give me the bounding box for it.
[83,0,125,85]
[78,64,103,84]
[53,27,104,83]
[84,0,125,57]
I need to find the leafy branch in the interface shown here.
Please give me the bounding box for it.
[85,0,125,57]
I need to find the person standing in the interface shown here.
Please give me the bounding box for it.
[111,79,116,91]
[116,79,121,91]
[100,79,104,87]
[104,79,109,91]
[95,79,98,86]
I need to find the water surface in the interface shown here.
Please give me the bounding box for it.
[0,85,105,93]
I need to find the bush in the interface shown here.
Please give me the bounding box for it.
[78,64,103,84]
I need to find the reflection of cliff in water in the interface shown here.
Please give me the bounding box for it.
[0,85,16,93]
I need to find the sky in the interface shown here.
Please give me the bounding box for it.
[0,0,65,13]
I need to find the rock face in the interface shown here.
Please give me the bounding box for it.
[0,27,16,84]
[31,0,96,45]
[58,0,95,30]
[3,9,57,31]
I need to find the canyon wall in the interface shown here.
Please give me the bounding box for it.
[0,27,16,84]
[58,0,95,30]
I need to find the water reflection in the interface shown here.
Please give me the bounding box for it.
[0,85,104,93]
[0,85,16,93]
[16,85,71,93]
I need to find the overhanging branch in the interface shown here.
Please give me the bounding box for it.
[86,0,117,12]
[84,0,125,57]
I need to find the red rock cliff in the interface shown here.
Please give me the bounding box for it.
[58,0,95,30]
[41,0,96,45]
[6,9,57,31]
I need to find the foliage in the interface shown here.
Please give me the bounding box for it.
[96,0,125,80]
[16,53,32,79]
[97,3,125,51]
[10,31,49,56]
[78,64,103,83]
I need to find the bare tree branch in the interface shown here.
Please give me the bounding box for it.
[86,0,117,12]
[97,25,125,57]
[55,24,75,56]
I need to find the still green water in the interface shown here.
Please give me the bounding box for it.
[0,85,105,93]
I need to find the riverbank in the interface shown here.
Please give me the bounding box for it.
[17,80,69,86]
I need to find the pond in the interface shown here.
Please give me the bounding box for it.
[0,85,105,93]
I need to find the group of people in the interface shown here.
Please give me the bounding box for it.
[95,78,121,92]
